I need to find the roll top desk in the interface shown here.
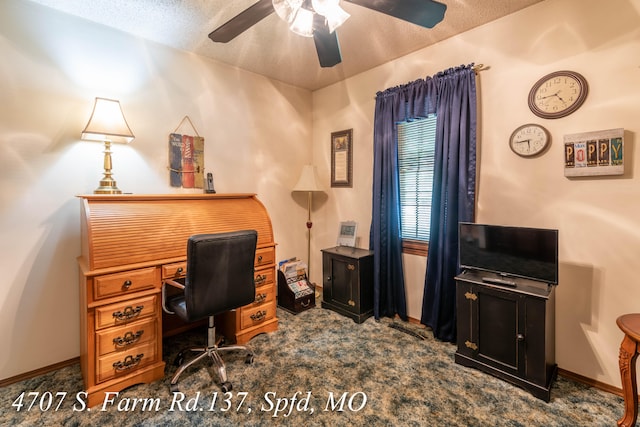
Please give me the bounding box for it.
[77,194,278,407]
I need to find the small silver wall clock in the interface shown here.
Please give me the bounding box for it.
[509,123,550,157]
[528,70,588,119]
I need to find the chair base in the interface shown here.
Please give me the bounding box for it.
[169,316,253,393]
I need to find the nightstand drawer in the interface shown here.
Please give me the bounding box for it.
[255,247,275,267]
[94,267,157,300]
[95,295,157,330]
[241,300,276,329]
[96,341,157,383]
[96,317,157,356]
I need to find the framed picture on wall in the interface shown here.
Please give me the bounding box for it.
[331,129,353,187]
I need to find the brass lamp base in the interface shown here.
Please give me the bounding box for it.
[94,177,122,194]
[94,140,122,194]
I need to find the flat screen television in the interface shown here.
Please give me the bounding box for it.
[459,222,559,285]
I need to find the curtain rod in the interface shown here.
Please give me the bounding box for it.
[472,64,489,74]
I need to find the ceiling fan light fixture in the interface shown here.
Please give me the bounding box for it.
[289,7,315,37]
[273,0,303,23]
[324,5,350,33]
[311,0,339,16]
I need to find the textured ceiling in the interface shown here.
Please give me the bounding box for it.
[28,0,544,91]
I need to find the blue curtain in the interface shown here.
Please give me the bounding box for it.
[370,78,437,320]
[421,65,477,342]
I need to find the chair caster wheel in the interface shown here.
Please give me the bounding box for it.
[221,382,232,393]
[245,354,254,364]
[173,352,184,367]
[170,383,180,393]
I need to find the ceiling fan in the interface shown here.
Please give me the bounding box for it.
[208,0,447,68]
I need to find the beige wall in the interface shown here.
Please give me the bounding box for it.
[2,0,639,392]
[0,0,312,379]
[312,0,640,389]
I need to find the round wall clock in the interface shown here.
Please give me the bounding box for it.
[509,123,550,157]
[528,70,588,119]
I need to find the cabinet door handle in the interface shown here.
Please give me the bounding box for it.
[347,264,356,271]
[326,276,332,282]
[517,334,525,342]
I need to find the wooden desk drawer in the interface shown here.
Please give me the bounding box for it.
[96,317,156,356]
[162,262,186,279]
[94,267,157,300]
[254,267,274,288]
[241,300,276,329]
[251,284,276,307]
[255,247,275,268]
[96,341,157,383]
[95,295,157,330]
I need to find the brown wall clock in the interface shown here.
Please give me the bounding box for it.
[528,70,588,119]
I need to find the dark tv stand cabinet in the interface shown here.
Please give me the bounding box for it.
[455,270,557,401]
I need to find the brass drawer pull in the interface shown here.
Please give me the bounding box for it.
[257,255,263,262]
[112,305,143,321]
[254,274,267,285]
[122,280,132,290]
[347,264,356,271]
[112,354,144,371]
[254,293,267,304]
[250,310,267,322]
[176,267,183,275]
[301,300,310,308]
[113,330,144,347]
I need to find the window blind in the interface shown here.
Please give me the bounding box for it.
[397,115,437,242]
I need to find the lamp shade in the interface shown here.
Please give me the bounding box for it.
[81,97,134,143]
[293,165,323,192]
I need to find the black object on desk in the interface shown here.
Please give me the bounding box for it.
[321,246,373,323]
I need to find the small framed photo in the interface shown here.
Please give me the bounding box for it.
[337,221,357,247]
[331,129,353,187]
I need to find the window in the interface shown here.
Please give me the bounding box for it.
[397,115,437,256]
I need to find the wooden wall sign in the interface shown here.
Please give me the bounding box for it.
[564,128,624,177]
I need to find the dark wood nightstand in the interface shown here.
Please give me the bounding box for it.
[321,246,373,323]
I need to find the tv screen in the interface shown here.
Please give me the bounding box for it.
[459,222,558,284]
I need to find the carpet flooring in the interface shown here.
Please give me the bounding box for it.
[0,306,625,426]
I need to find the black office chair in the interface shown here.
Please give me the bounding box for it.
[162,230,258,393]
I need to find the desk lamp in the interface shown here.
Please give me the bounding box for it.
[293,165,323,279]
[81,97,135,194]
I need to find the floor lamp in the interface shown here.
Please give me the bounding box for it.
[293,165,323,284]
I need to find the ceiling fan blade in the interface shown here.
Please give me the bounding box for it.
[345,0,447,28]
[209,0,275,43]
[313,16,342,68]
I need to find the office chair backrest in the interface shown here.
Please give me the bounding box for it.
[184,230,258,322]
